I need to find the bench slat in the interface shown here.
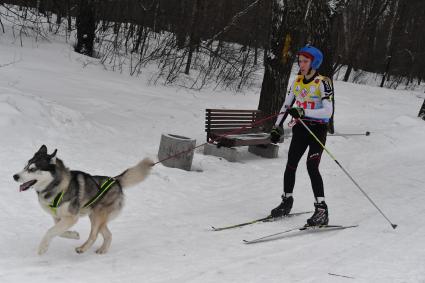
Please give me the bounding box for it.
[206,128,262,133]
[205,114,256,120]
[206,109,262,113]
[206,111,260,114]
[207,126,260,130]
[206,121,258,125]
[205,117,258,123]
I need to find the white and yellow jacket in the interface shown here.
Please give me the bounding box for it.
[275,73,334,126]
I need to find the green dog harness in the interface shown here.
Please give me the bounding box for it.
[48,177,117,215]
[48,190,65,215]
[83,177,116,208]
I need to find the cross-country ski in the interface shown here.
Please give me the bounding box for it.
[243,224,359,244]
[212,211,312,231]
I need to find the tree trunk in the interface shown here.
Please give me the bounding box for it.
[258,0,305,130]
[54,0,62,25]
[365,24,377,70]
[342,9,350,62]
[176,0,188,49]
[380,56,392,87]
[343,63,353,82]
[185,0,200,75]
[383,0,399,56]
[67,0,72,32]
[75,0,96,57]
[307,0,335,133]
[418,99,425,119]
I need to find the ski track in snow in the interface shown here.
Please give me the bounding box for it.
[1,34,425,283]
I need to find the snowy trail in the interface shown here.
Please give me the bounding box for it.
[1,36,425,283]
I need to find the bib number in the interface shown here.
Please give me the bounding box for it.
[296,100,315,109]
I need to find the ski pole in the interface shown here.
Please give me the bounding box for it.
[284,131,371,139]
[329,131,371,137]
[297,118,397,229]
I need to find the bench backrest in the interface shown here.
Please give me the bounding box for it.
[205,109,264,141]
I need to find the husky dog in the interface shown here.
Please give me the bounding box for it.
[13,145,153,255]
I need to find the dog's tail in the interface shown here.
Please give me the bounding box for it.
[115,158,154,189]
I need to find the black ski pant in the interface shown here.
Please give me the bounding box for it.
[283,121,328,199]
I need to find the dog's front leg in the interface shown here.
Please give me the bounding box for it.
[38,216,78,255]
[53,217,80,240]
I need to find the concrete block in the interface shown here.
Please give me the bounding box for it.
[248,143,279,158]
[158,134,196,171]
[203,143,241,162]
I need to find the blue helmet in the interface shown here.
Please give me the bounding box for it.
[298,45,323,70]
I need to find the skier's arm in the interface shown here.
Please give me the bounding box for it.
[303,79,334,120]
[274,82,295,127]
[304,100,333,119]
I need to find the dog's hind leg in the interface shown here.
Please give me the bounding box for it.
[53,218,80,240]
[38,216,78,255]
[95,224,112,254]
[75,213,104,254]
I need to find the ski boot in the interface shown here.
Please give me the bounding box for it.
[306,201,329,226]
[270,195,293,217]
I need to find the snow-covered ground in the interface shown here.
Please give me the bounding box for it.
[1,33,425,283]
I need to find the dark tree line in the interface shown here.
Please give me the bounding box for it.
[2,0,424,89]
[334,0,425,88]
[2,0,425,99]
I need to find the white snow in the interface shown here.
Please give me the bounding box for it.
[1,32,425,283]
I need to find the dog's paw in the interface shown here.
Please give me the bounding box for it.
[95,247,109,254]
[38,242,49,255]
[60,231,80,240]
[75,246,86,254]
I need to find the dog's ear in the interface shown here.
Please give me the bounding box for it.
[49,149,57,158]
[49,149,57,164]
[38,145,48,154]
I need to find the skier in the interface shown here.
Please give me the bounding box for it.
[269,45,334,226]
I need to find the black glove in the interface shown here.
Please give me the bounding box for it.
[270,126,283,143]
[216,140,225,148]
[287,107,305,119]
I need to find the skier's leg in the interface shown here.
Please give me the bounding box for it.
[271,124,309,217]
[306,124,329,226]
[270,124,308,217]
[306,124,327,200]
[284,124,309,196]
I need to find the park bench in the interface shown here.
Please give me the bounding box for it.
[204,109,279,161]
